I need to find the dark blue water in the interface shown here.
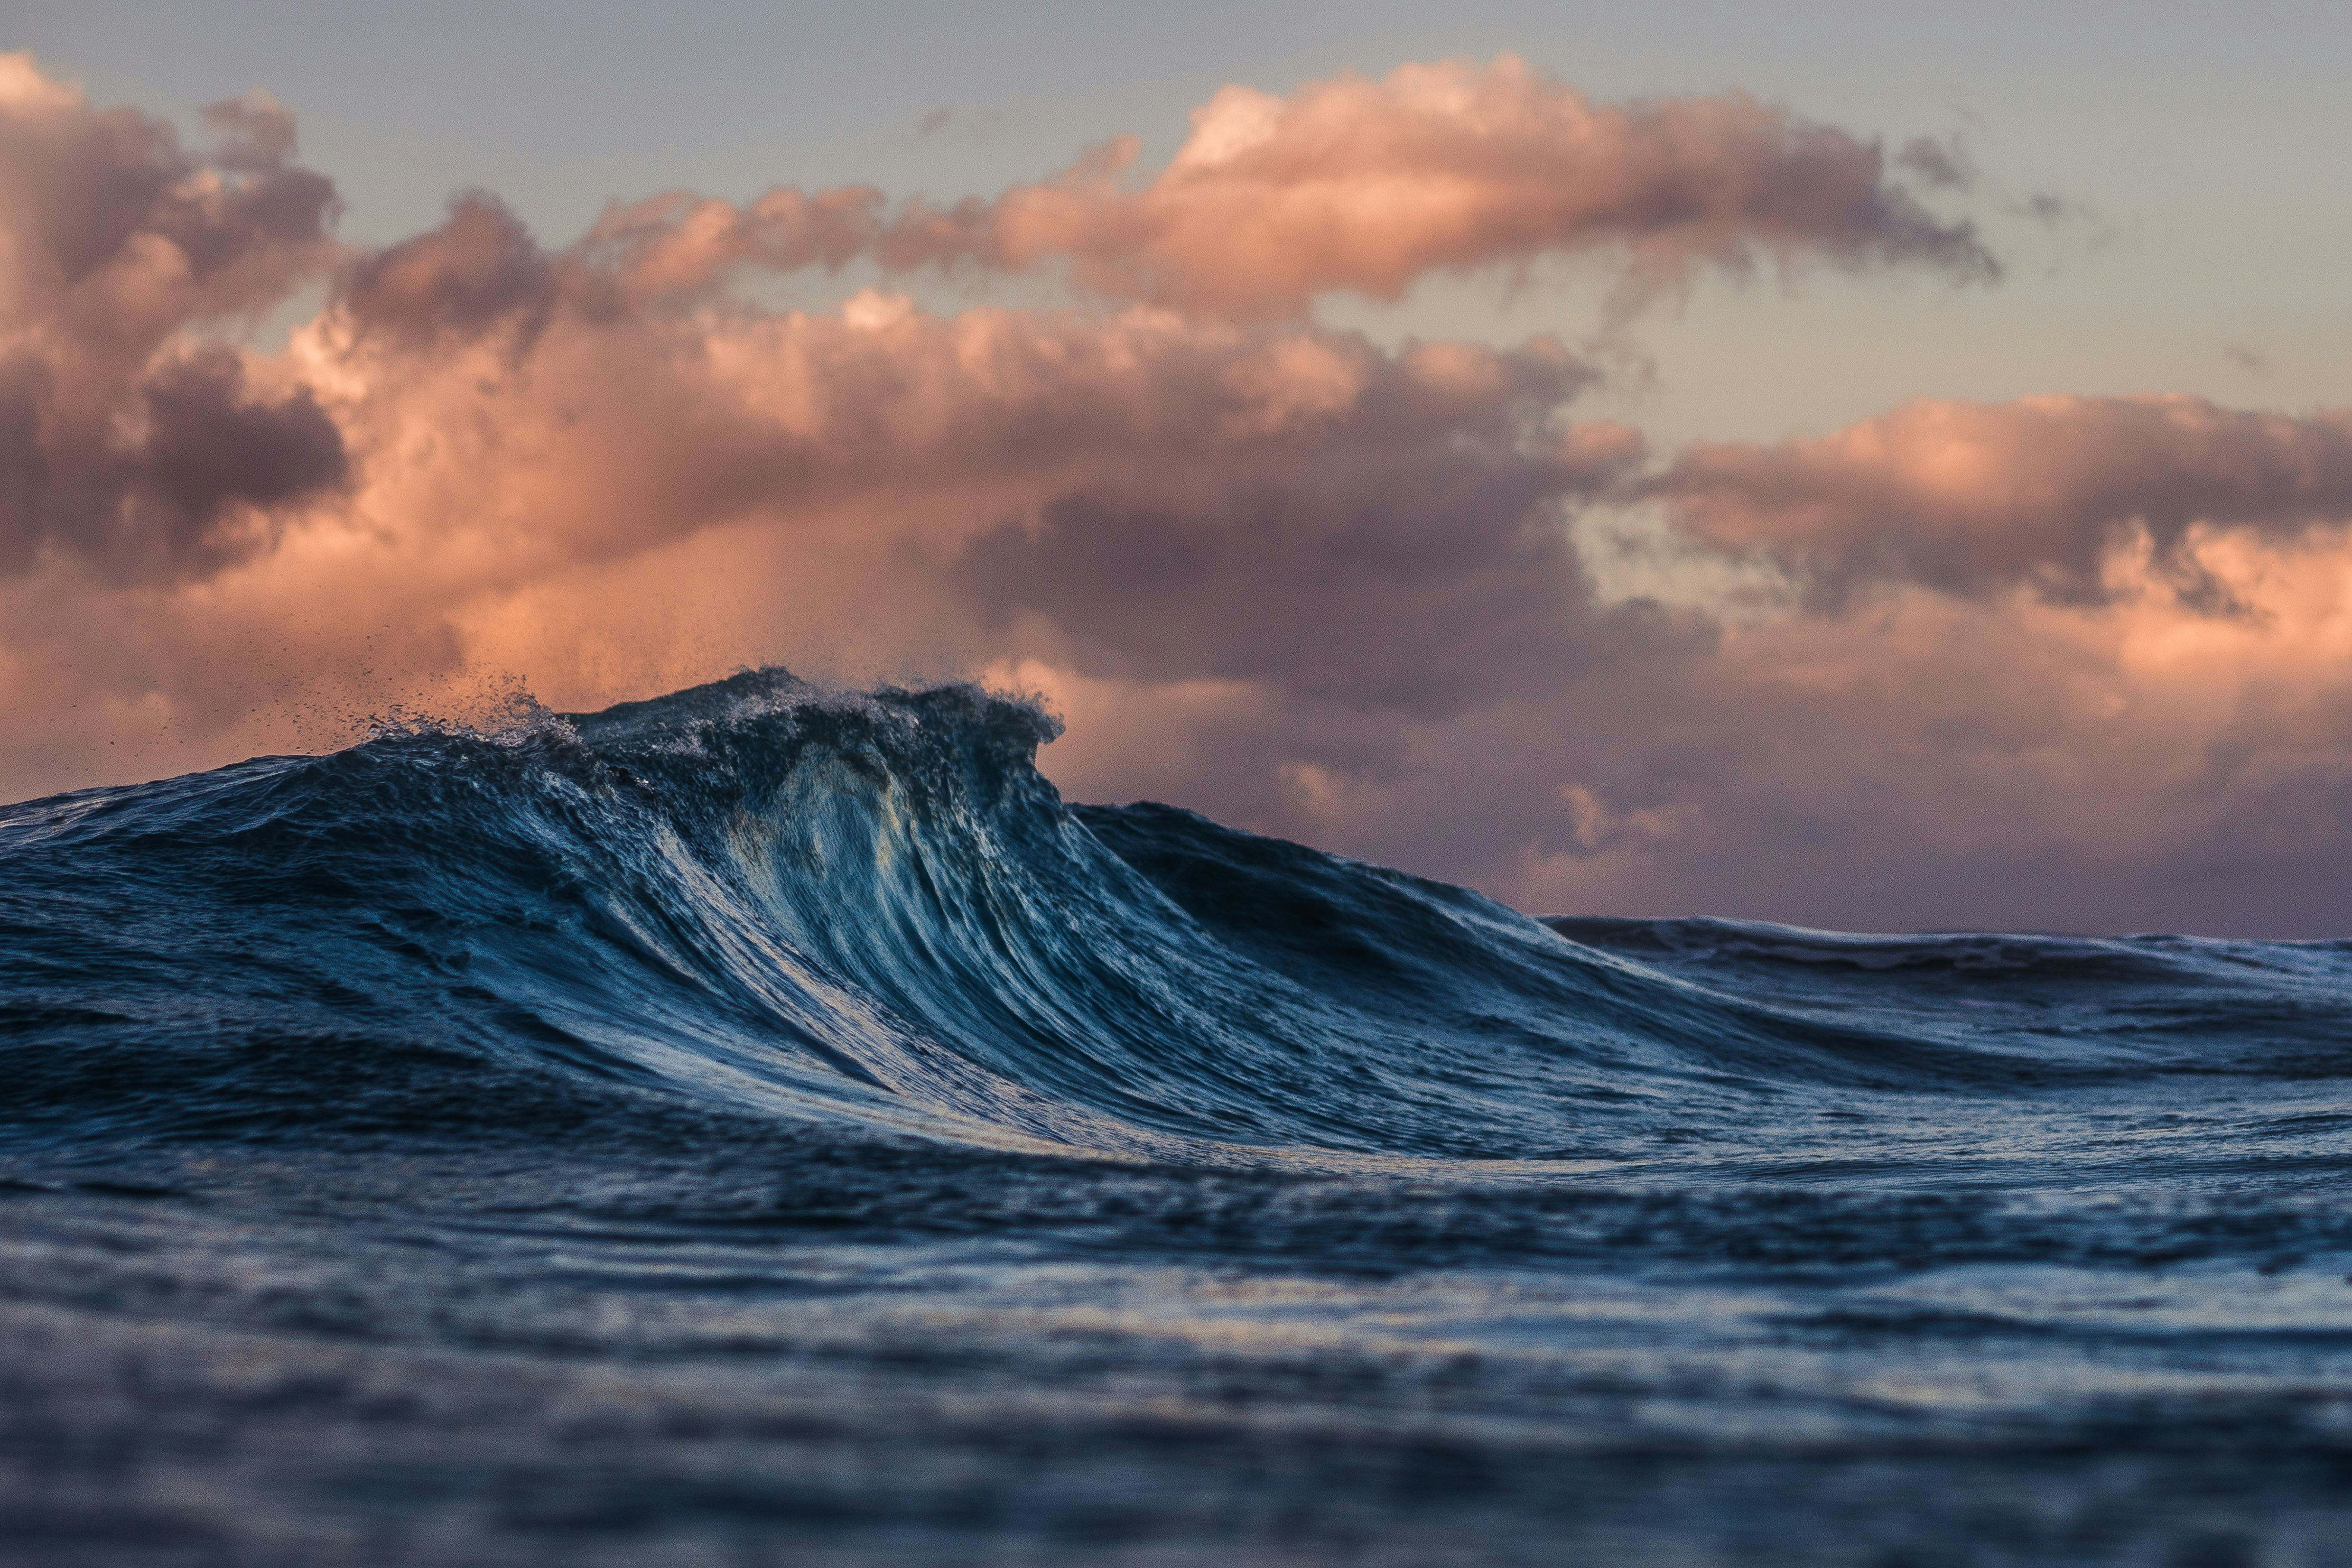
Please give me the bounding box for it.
[4,669,2350,1567]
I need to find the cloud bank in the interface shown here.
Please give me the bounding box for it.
[1648,394,2352,603]
[5,52,2351,935]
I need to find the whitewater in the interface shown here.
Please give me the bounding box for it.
[2,669,2349,1567]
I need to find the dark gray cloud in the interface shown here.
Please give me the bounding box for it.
[335,192,562,347]
[0,344,345,579]
[198,89,299,174]
[130,349,347,566]
[957,429,1664,717]
[1895,133,1975,190]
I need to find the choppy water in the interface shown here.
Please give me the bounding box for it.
[3,670,2349,1567]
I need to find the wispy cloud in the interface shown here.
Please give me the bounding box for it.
[2224,343,2272,376]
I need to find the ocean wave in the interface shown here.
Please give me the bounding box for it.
[5,670,2350,1164]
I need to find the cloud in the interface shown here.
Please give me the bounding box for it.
[2012,190,2099,230]
[897,56,1997,315]
[1645,395,2352,604]
[198,89,298,174]
[336,192,561,347]
[0,57,1675,829]
[909,107,1003,148]
[0,52,344,578]
[1012,542,2352,936]
[67,344,344,577]
[592,56,1997,315]
[954,414,1656,716]
[11,54,2352,935]
[582,185,883,300]
[287,170,1631,618]
[1895,133,1974,190]
[0,53,336,341]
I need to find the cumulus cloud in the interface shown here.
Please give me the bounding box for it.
[1646,395,2352,604]
[307,222,1620,598]
[337,192,562,347]
[0,72,1645,792]
[0,52,343,578]
[591,56,1996,315]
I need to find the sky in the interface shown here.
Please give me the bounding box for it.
[3,1,2350,934]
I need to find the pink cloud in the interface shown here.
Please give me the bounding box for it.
[0,53,344,579]
[587,56,1995,316]
[583,186,884,300]
[1647,395,2352,604]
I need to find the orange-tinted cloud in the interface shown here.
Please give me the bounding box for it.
[584,185,884,300]
[0,52,344,578]
[1647,395,2352,604]
[0,62,1644,802]
[593,56,1995,316]
[337,191,562,348]
[301,188,1617,600]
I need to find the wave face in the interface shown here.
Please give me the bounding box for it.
[4,670,2352,1567]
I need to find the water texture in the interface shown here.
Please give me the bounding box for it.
[2,669,2348,1566]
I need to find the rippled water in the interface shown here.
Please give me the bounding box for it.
[2,670,2348,1566]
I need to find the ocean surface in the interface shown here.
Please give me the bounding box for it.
[3,670,2349,1567]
